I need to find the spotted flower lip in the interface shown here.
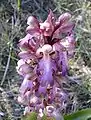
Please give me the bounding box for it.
[17,10,75,118]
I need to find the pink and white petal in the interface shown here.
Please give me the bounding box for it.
[40,10,55,36]
[46,9,55,26]
[26,26,40,35]
[19,75,33,94]
[59,22,75,33]
[27,16,39,28]
[18,51,36,60]
[56,12,71,26]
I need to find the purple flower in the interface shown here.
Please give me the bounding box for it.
[36,44,56,86]
[17,10,75,119]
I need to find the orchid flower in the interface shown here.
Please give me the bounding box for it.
[17,10,75,119]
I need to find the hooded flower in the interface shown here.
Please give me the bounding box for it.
[17,10,75,119]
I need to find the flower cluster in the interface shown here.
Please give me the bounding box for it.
[16,10,75,119]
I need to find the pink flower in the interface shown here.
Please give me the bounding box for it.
[17,10,75,118]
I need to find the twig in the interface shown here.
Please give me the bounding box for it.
[33,0,46,13]
[1,48,12,86]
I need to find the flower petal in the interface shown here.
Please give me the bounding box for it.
[59,22,75,33]
[18,51,36,60]
[40,10,54,36]
[19,75,33,95]
[27,16,39,28]
[57,12,71,26]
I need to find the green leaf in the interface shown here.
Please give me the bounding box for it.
[41,114,47,120]
[64,108,91,120]
[21,112,37,120]
[42,114,55,120]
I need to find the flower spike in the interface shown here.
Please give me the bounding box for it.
[17,10,75,119]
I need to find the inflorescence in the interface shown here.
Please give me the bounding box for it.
[16,10,75,119]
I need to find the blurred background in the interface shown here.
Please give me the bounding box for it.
[0,0,91,119]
